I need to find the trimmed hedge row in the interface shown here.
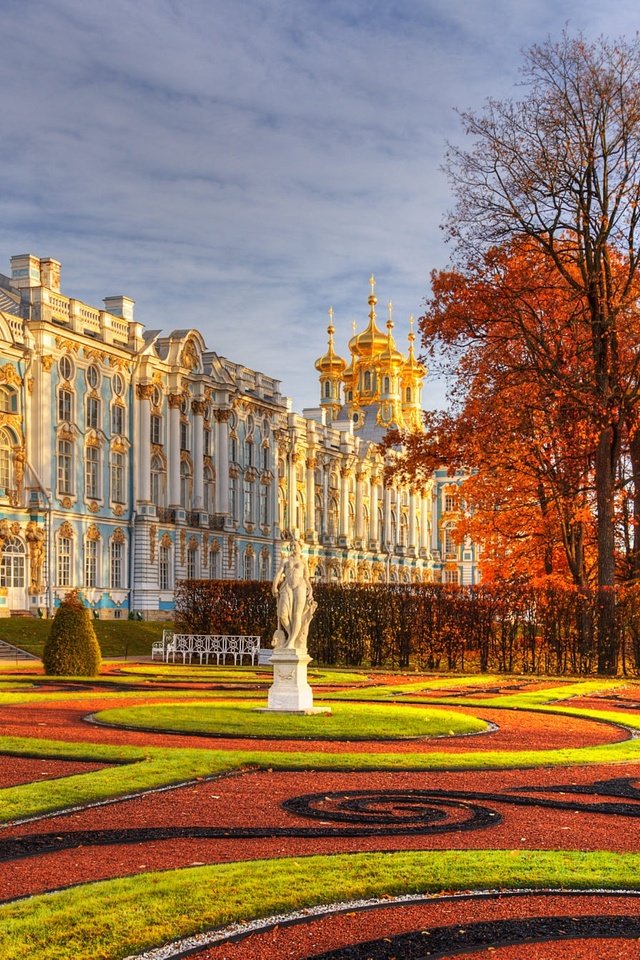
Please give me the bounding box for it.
[175,580,640,675]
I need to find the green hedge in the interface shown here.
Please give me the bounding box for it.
[175,579,640,675]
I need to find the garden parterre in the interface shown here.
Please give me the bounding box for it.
[1,665,640,959]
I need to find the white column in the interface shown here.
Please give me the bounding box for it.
[420,491,430,552]
[136,384,152,503]
[289,450,299,537]
[305,455,316,537]
[214,409,230,514]
[370,478,380,545]
[355,467,365,542]
[192,399,205,510]
[408,488,417,551]
[339,467,350,540]
[383,484,392,547]
[168,394,181,507]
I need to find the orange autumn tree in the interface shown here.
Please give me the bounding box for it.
[388,235,640,663]
[441,33,640,673]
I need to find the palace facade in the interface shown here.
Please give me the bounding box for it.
[0,254,478,618]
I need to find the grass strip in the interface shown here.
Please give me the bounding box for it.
[2,850,640,960]
[93,701,488,740]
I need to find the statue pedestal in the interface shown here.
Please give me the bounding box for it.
[264,648,331,714]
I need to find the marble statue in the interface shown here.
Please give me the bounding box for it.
[272,539,317,655]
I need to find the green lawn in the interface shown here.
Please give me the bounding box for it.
[92,700,489,740]
[0,618,169,659]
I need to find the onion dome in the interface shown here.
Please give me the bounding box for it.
[377,301,404,369]
[348,275,388,359]
[315,308,347,376]
[403,315,426,378]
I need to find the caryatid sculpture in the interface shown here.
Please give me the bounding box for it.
[272,539,317,656]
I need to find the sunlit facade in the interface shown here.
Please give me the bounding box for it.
[0,255,478,618]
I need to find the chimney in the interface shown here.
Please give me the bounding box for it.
[10,254,41,289]
[103,296,135,321]
[39,258,61,292]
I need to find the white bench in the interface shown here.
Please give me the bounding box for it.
[154,633,261,666]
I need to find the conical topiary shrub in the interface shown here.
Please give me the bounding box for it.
[43,590,102,676]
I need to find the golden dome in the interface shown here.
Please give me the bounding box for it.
[377,301,404,369]
[348,275,388,359]
[402,316,426,379]
[315,308,347,376]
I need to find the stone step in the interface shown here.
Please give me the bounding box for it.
[0,638,39,660]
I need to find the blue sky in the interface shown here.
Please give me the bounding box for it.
[1,0,638,410]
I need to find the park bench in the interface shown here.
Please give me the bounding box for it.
[152,632,261,666]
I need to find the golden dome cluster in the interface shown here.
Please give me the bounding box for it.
[315,276,426,433]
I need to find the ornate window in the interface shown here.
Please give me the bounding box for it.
[444,492,457,512]
[180,460,192,509]
[180,421,189,451]
[84,537,99,588]
[57,535,72,587]
[443,523,456,557]
[0,429,13,490]
[59,355,73,381]
[328,497,338,537]
[110,538,124,589]
[85,446,101,499]
[111,451,126,504]
[314,492,323,534]
[229,473,238,522]
[0,386,17,413]
[150,455,164,507]
[203,427,211,456]
[86,396,100,430]
[209,547,220,579]
[405,387,412,403]
[86,365,100,389]
[243,478,254,524]
[159,544,172,590]
[243,549,254,580]
[259,551,270,581]
[0,537,25,588]
[112,372,124,396]
[58,388,73,423]
[57,439,74,495]
[260,485,269,526]
[363,370,372,392]
[187,547,197,580]
[111,404,125,436]
[245,438,253,467]
[150,414,162,444]
[444,568,459,585]
[204,465,215,513]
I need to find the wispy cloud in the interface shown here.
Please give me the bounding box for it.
[0,0,637,407]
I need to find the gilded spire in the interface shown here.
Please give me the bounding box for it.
[315,306,346,376]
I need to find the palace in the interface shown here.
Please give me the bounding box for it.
[0,254,478,617]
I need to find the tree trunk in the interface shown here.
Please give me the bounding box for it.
[595,426,618,673]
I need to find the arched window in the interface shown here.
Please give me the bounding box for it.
[204,465,215,513]
[399,513,408,547]
[260,485,269,526]
[243,478,254,524]
[229,473,239,521]
[110,537,124,589]
[363,370,372,391]
[444,524,456,557]
[259,552,270,581]
[0,429,14,491]
[57,535,72,587]
[159,544,172,590]
[84,537,99,587]
[314,492,323,535]
[405,387,412,403]
[111,451,125,504]
[85,446,101,499]
[151,456,165,508]
[244,438,253,467]
[57,438,74,496]
[243,549,254,581]
[390,509,398,545]
[383,376,390,394]
[328,497,339,537]
[296,491,305,533]
[180,460,192,509]
[0,537,25,588]
[0,386,17,413]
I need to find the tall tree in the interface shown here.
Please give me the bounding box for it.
[444,33,640,673]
